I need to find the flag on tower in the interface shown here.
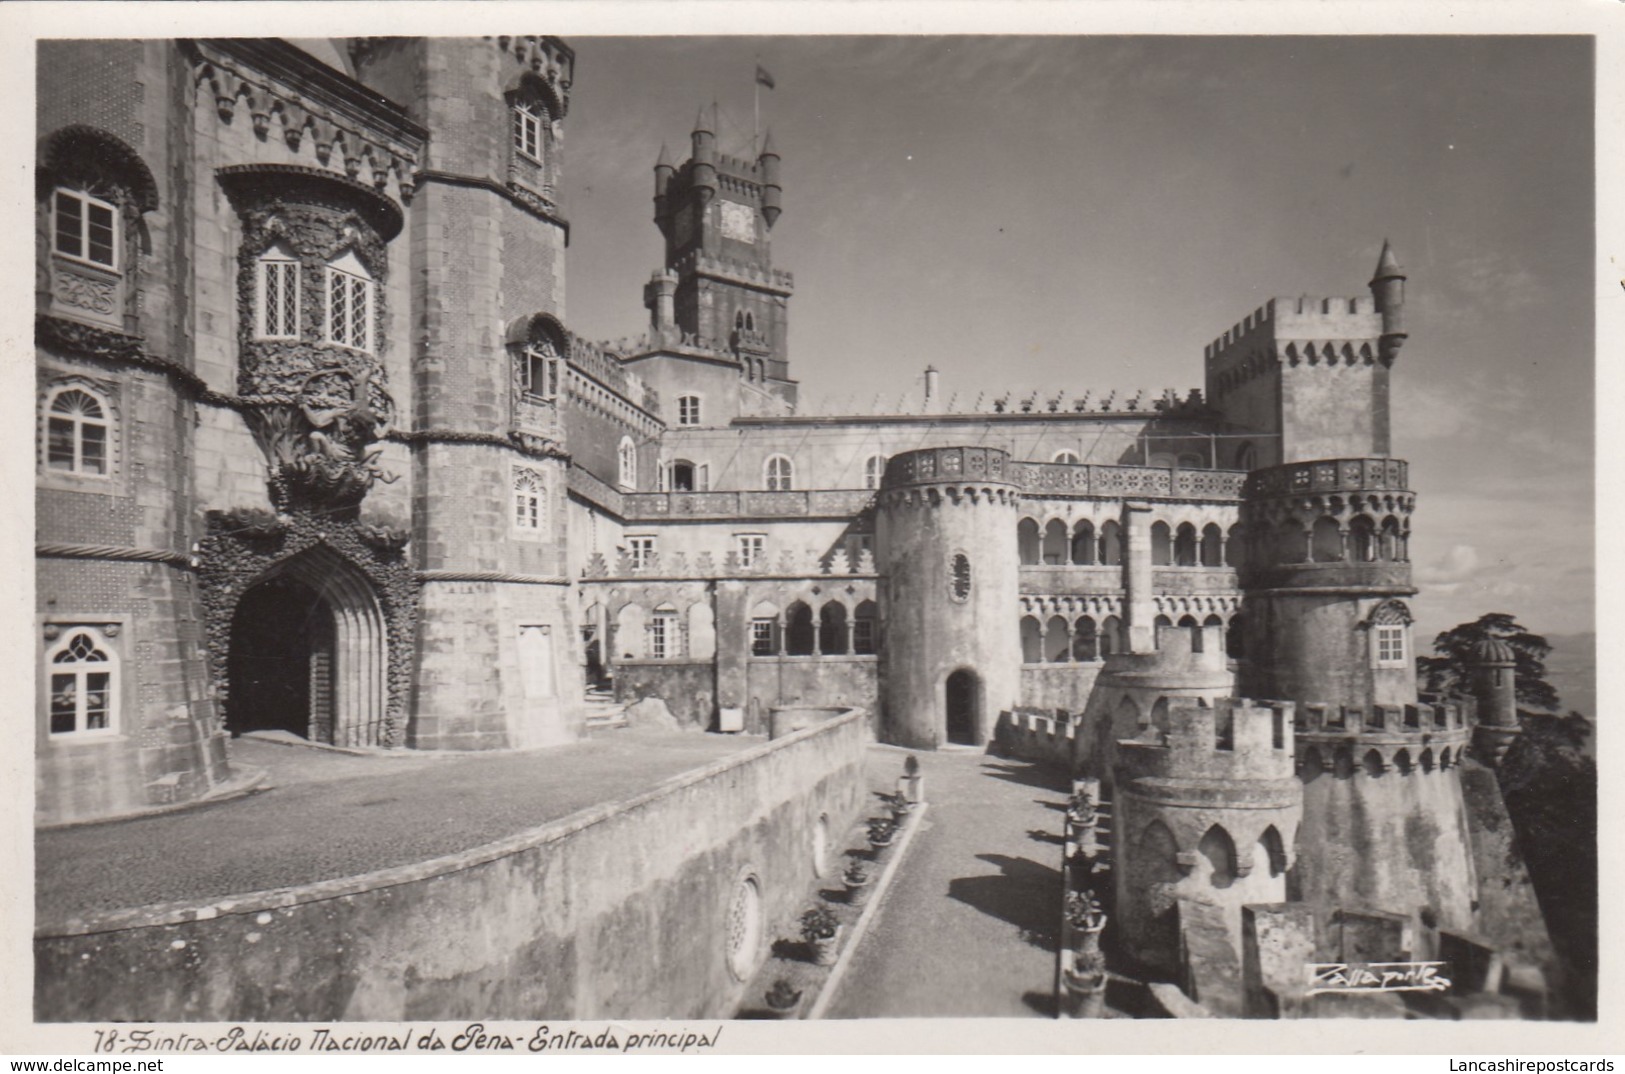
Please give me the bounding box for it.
[755,65,776,90]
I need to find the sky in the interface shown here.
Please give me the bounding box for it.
[556,35,1595,643]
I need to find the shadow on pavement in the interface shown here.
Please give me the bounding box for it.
[1022,989,1059,1018]
[947,852,1062,952]
[978,760,1071,793]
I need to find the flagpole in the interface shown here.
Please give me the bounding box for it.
[753,71,760,153]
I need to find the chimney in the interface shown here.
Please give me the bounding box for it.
[924,365,940,412]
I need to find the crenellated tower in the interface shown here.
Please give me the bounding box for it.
[649,108,795,404]
[1111,697,1301,992]
[1229,247,1477,939]
[875,447,1021,749]
[1205,242,1407,469]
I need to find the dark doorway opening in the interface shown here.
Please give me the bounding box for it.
[227,575,335,741]
[946,668,981,745]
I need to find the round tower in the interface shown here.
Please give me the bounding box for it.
[1469,638,1522,766]
[1239,456,1476,935]
[689,107,716,205]
[1112,697,1301,980]
[876,447,1020,749]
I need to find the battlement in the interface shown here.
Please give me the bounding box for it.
[1205,295,1382,365]
[801,385,1206,419]
[1294,700,1470,737]
[1116,697,1297,784]
[565,330,659,415]
[673,250,794,294]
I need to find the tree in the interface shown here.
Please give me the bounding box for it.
[1415,612,1561,711]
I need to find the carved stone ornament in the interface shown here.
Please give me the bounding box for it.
[195,510,419,747]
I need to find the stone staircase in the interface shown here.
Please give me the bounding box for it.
[582,684,628,734]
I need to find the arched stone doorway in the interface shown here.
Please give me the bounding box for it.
[225,546,388,747]
[945,668,981,746]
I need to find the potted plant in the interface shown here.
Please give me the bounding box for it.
[867,817,898,850]
[801,905,842,966]
[882,791,912,821]
[843,861,873,907]
[763,978,803,1019]
[899,755,923,804]
[1061,889,1109,1018]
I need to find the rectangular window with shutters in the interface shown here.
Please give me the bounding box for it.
[53,189,118,270]
[325,264,375,352]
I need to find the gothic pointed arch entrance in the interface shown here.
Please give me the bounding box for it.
[945,668,981,746]
[225,545,388,747]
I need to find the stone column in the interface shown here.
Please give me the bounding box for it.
[1122,501,1156,653]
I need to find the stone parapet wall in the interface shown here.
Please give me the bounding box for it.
[35,710,869,1022]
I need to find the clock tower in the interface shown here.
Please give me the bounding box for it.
[650,106,794,396]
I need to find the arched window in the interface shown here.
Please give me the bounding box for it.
[1072,617,1098,662]
[1174,523,1198,567]
[1100,615,1122,656]
[1380,516,1403,562]
[864,454,887,490]
[324,250,375,353]
[764,454,794,491]
[784,601,815,656]
[1258,826,1287,878]
[853,600,878,655]
[618,436,638,490]
[512,466,545,531]
[46,626,119,736]
[1349,515,1378,562]
[1179,614,1201,652]
[1198,825,1237,889]
[1200,524,1223,567]
[819,601,848,655]
[1236,442,1258,470]
[749,600,780,656]
[1052,450,1080,465]
[44,386,110,477]
[677,394,701,426]
[1225,613,1245,659]
[1150,521,1172,566]
[1098,521,1122,566]
[950,553,972,601]
[746,311,755,332]
[1020,616,1043,663]
[1017,518,1041,566]
[1367,599,1412,669]
[1071,521,1095,565]
[734,310,745,331]
[1363,749,1387,778]
[1311,516,1343,563]
[255,242,300,339]
[1042,520,1069,565]
[1045,615,1070,662]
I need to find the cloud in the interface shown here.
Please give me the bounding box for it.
[1415,543,1480,586]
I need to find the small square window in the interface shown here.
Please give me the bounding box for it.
[736,534,765,569]
[678,395,701,426]
[1374,624,1408,668]
[628,536,656,572]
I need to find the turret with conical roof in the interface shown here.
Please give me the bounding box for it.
[758,129,782,227]
[690,106,717,205]
[1470,637,1523,765]
[1369,239,1407,364]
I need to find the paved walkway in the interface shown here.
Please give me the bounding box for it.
[824,746,1071,1018]
[37,731,750,924]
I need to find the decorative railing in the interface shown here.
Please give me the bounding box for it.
[1246,458,1409,499]
[1015,463,1246,501]
[621,489,875,521]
